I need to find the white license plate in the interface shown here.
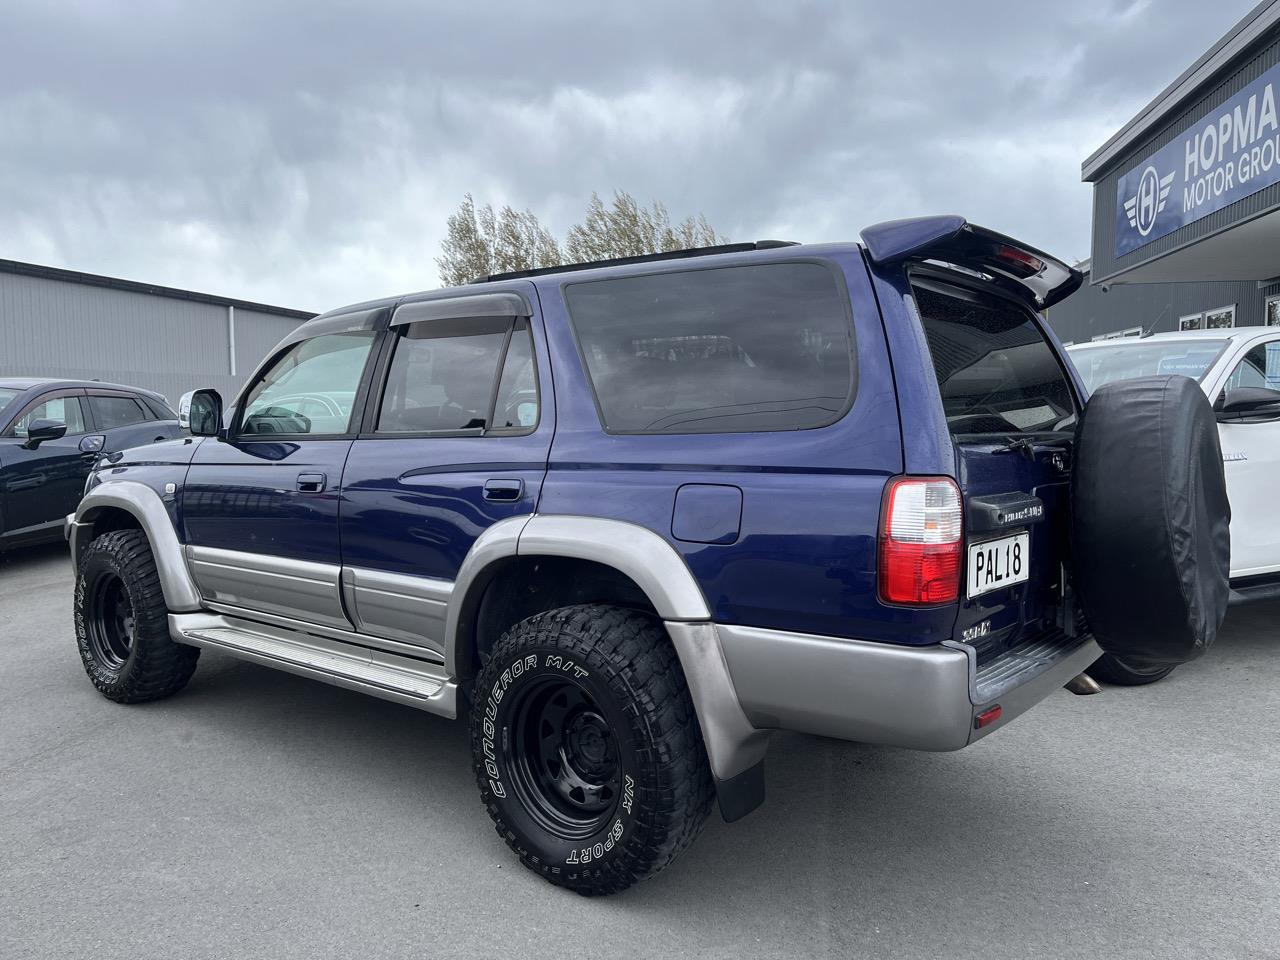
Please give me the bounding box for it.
[966,533,1030,599]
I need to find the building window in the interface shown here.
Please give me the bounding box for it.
[1179,313,1203,331]
[1092,327,1142,341]
[1204,305,1235,329]
[1265,295,1280,327]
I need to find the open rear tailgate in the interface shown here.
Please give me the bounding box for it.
[861,216,1083,310]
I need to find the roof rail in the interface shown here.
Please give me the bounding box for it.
[469,240,799,284]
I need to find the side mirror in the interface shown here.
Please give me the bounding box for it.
[1216,386,1280,420]
[180,389,224,437]
[21,419,67,450]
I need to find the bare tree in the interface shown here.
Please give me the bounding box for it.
[565,191,725,262]
[437,191,726,285]
[436,194,562,287]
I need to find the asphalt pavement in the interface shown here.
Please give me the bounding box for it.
[2,542,1278,959]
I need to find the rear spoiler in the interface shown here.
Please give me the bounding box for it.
[859,216,1083,309]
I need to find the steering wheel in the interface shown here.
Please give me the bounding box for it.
[245,406,312,434]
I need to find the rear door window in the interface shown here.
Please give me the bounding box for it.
[87,395,149,430]
[912,277,1077,437]
[565,262,856,434]
[376,317,538,434]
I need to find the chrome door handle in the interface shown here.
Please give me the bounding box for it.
[296,472,327,493]
[483,478,523,502]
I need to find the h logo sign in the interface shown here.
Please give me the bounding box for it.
[1124,165,1175,237]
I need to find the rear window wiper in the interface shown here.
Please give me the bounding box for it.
[993,435,1071,460]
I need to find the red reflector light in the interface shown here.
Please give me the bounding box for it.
[878,476,963,605]
[975,705,1003,729]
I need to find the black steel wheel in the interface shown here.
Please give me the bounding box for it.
[85,571,136,670]
[75,529,199,703]
[471,604,714,895]
[505,676,622,841]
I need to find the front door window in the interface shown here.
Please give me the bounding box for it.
[240,332,376,436]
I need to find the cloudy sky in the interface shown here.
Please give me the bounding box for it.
[0,0,1260,311]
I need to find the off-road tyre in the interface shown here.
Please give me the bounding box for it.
[75,529,199,702]
[470,604,714,895]
[1087,652,1177,686]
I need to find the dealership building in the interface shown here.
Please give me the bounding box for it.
[0,258,314,406]
[1048,0,1280,343]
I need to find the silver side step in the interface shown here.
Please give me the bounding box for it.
[169,612,458,719]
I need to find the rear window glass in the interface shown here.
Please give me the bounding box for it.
[913,278,1077,437]
[1067,340,1227,393]
[565,262,855,434]
[141,395,178,420]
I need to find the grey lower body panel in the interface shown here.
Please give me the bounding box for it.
[340,566,451,654]
[186,546,350,629]
[715,623,1100,751]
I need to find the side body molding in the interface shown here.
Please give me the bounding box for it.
[70,480,204,612]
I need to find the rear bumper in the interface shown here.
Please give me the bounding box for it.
[715,623,1101,751]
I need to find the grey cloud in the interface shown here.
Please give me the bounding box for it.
[0,0,1259,310]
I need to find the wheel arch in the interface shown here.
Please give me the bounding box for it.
[444,515,712,679]
[71,481,203,612]
[446,515,769,818]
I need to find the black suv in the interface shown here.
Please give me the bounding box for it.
[0,378,180,550]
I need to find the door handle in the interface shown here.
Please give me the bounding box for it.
[483,478,523,502]
[296,472,327,494]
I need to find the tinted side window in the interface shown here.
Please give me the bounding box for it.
[377,317,512,434]
[6,396,89,437]
[88,395,149,430]
[912,279,1077,437]
[1223,341,1280,393]
[492,320,539,430]
[241,332,375,436]
[565,262,855,434]
[141,395,178,420]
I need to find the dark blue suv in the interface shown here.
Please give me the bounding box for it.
[64,217,1228,894]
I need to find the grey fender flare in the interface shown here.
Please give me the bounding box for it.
[443,514,768,790]
[70,481,203,612]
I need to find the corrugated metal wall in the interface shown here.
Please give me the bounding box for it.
[0,271,306,405]
[1091,25,1280,282]
[1045,272,1280,343]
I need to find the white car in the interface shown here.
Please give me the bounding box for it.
[1068,327,1280,682]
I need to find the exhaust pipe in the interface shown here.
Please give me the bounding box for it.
[1064,672,1102,696]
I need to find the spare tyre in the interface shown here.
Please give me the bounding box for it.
[1072,374,1230,667]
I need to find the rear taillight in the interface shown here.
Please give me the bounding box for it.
[878,476,963,605]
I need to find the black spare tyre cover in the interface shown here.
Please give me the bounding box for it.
[1072,374,1230,666]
